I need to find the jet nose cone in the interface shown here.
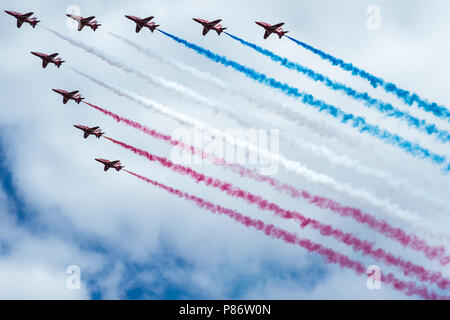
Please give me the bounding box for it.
[124,15,132,19]
[52,89,59,93]
[4,10,12,14]
[30,51,39,56]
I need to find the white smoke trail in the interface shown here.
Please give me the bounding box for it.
[103,30,230,90]
[103,30,445,212]
[70,67,448,239]
[105,30,362,146]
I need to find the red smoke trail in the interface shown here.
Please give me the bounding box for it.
[122,168,446,300]
[83,101,450,265]
[106,136,450,290]
[226,164,449,265]
[84,101,225,165]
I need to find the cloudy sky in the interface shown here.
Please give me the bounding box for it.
[0,0,449,299]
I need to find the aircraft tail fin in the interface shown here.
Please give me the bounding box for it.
[150,24,160,32]
[91,22,101,31]
[278,30,289,39]
[55,60,65,68]
[216,26,227,35]
[75,96,84,104]
[29,18,40,28]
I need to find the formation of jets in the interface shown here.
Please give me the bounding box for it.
[66,14,101,31]
[8,9,290,173]
[125,15,160,33]
[5,10,288,39]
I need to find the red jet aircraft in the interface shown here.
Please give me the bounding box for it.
[52,89,84,104]
[255,21,289,39]
[66,14,101,31]
[193,18,227,36]
[95,158,124,172]
[31,52,65,68]
[125,15,159,33]
[74,125,104,139]
[4,10,40,28]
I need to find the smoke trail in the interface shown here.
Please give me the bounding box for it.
[51,25,345,179]
[157,29,450,172]
[106,31,377,159]
[286,36,450,123]
[83,101,450,265]
[107,136,450,289]
[105,30,230,90]
[106,31,446,207]
[50,25,443,208]
[225,32,450,143]
[123,169,445,299]
[44,26,242,121]
[104,31,396,182]
[73,70,432,234]
[48,25,361,177]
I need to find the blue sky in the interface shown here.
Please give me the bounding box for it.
[0,0,449,299]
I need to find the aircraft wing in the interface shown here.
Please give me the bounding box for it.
[209,19,222,26]
[135,24,143,33]
[82,16,95,22]
[42,60,49,68]
[48,53,59,58]
[90,126,100,130]
[17,20,24,28]
[271,23,284,29]
[111,160,120,164]
[104,166,109,171]
[23,12,34,18]
[84,132,89,139]
[63,97,69,104]
[141,16,154,23]
[264,30,271,39]
[78,22,85,31]
[69,90,79,95]
[202,27,210,35]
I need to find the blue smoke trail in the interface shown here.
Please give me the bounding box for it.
[158,29,450,172]
[225,32,450,144]
[286,36,450,123]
